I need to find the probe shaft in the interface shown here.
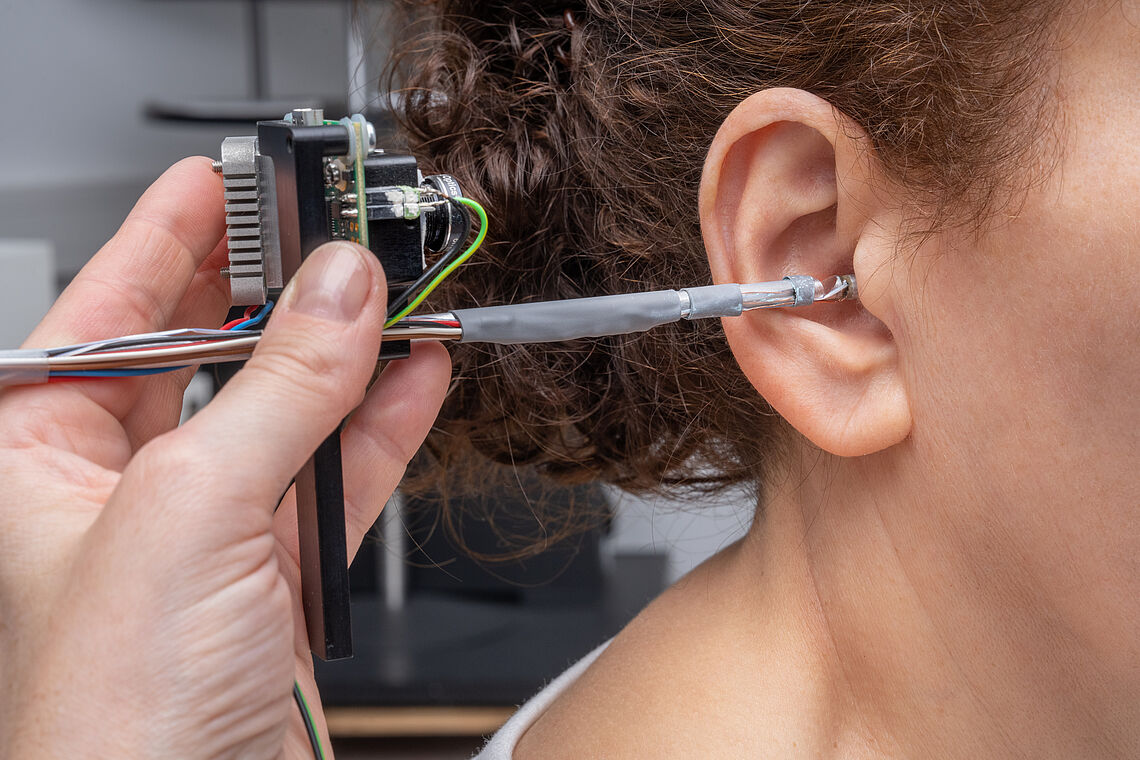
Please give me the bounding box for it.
[0,275,855,383]
[445,274,856,346]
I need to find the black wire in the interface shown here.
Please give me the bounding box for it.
[385,196,472,319]
[294,681,324,759]
[394,319,459,328]
[385,196,469,318]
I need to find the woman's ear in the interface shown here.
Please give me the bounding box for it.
[699,88,911,457]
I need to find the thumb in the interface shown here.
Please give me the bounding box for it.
[173,241,386,511]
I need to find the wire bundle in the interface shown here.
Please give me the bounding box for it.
[40,302,274,383]
[0,198,486,387]
[293,681,326,760]
[385,196,487,327]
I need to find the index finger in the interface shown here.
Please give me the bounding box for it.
[7,158,227,436]
[24,156,225,350]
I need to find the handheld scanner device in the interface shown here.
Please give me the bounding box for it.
[214,107,465,661]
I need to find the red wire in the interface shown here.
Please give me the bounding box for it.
[221,305,258,331]
[46,307,261,383]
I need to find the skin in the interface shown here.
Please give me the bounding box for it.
[518,2,1138,758]
[1,3,1136,759]
[0,158,452,757]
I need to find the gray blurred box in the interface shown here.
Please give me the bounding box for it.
[0,240,56,348]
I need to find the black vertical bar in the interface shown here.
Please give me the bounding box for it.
[295,429,352,660]
[259,121,355,661]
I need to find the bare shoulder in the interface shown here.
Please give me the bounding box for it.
[513,543,795,759]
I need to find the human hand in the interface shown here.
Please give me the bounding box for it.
[0,158,452,758]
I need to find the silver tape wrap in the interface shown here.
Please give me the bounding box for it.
[681,284,744,319]
[0,349,50,385]
[783,275,816,306]
[453,291,684,345]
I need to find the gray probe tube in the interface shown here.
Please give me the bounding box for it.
[451,284,743,345]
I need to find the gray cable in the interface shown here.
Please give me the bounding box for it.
[452,290,687,345]
[451,275,855,346]
[0,275,856,384]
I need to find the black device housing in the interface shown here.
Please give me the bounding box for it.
[256,118,430,661]
[362,154,423,285]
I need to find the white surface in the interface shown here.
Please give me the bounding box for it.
[0,240,56,349]
[179,370,216,424]
[475,640,610,759]
[603,485,754,583]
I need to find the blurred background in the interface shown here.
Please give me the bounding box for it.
[0,1,752,756]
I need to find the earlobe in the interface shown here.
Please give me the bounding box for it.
[699,88,912,457]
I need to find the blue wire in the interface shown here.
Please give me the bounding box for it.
[228,300,275,331]
[52,302,274,381]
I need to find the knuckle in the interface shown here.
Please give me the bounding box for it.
[129,431,211,495]
[84,266,172,330]
[251,341,340,388]
[358,421,418,475]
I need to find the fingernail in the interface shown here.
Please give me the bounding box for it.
[287,243,371,322]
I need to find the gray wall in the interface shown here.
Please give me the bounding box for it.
[0,0,353,278]
[604,487,752,584]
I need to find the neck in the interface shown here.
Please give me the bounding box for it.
[738,441,1139,759]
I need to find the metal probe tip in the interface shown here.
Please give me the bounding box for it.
[818,274,857,302]
[740,274,857,311]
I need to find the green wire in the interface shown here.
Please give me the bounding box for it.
[384,197,488,328]
[351,122,369,250]
[294,680,326,760]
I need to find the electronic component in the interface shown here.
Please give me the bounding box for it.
[215,108,469,662]
[219,108,466,317]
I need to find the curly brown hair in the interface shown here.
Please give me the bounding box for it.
[387,0,1064,517]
